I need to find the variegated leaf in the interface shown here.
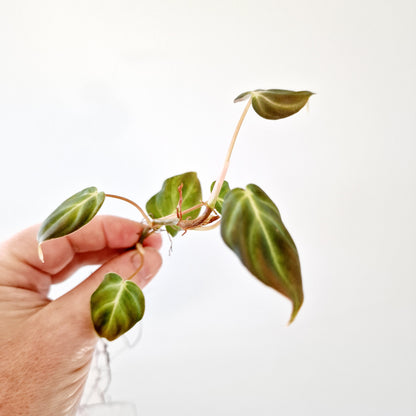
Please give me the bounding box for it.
[37,187,105,243]
[146,172,202,236]
[90,273,145,341]
[234,89,313,120]
[220,184,303,323]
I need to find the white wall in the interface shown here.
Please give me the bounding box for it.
[1,1,415,415]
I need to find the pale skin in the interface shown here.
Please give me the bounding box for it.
[0,216,162,416]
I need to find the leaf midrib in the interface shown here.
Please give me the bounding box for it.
[245,191,289,288]
[43,192,98,238]
[106,281,127,330]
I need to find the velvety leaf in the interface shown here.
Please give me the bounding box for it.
[220,184,303,323]
[90,273,145,341]
[37,187,105,243]
[234,89,313,120]
[210,180,230,214]
[146,172,202,236]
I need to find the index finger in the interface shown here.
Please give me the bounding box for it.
[0,216,161,292]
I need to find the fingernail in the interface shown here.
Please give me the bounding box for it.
[143,272,153,280]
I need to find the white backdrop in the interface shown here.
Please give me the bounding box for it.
[1,1,415,415]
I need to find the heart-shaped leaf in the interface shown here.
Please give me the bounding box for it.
[37,187,105,243]
[90,273,145,341]
[146,172,202,236]
[209,180,230,214]
[234,89,313,120]
[220,184,303,323]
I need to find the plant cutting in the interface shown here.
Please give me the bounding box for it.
[37,89,313,341]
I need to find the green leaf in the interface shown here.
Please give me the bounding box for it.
[210,180,230,214]
[234,89,313,120]
[146,172,202,236]
[90,273,145,341]
[37,187,105,243]
[220,184,303,323]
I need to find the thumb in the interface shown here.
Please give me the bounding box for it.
[50,246,162,340]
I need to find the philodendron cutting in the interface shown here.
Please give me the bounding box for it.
[37,89,313,341]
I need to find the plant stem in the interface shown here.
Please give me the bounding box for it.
[137,97,252,231]
[105,194,152,226]
[178,206,213,229]
[193,218,221,231]
[207,96,252,207]
[127,243,145,280]
[151,202,205,225]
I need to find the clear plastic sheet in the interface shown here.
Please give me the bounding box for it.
[77,323,143,415]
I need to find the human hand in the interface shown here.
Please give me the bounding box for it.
[0,216,162,416]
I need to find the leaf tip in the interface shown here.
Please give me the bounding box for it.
[37,243,45,263]
[287,298,303,325]
[233,91,252,103]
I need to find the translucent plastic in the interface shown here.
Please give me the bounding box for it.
[78,329,143,416]
[78,402,137,415]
